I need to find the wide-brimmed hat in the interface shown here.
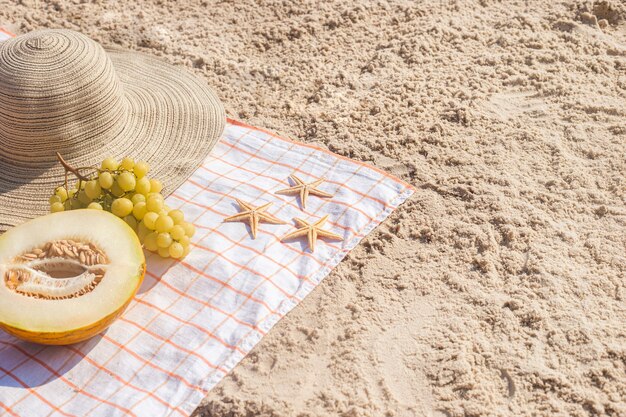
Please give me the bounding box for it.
[0,29,225,232]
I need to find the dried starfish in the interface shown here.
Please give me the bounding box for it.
[223,199,285,239]
[275,175,333,209]
[281,215,343,253]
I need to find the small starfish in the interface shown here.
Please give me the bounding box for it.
[281,215,343,253]
[223,199,285,239]
[275,175,333,209]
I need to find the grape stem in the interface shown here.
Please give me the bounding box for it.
[55,153,119,200]
[56,152,92,182]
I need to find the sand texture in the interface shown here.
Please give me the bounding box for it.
[1,0,625,416]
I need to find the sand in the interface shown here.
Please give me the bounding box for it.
[2,0,625,416]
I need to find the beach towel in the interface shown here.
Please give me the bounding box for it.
[0,28,414,417]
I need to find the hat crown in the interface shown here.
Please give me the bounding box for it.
[0,29,128,163]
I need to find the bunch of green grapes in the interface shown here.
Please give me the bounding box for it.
[49,157,195,259]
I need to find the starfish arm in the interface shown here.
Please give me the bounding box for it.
[250,213,259,239]
[300,187,309,209]
[256,202,273,212]
[258,212,287,224]
[309,188,334,198]
[316,229,344,241]
[293,218,311,228]
[281,228,309,242]
[235,199,255,211]
[290,175,305,185]
[309,179,325,188]
[308,229,317,252]
[275,186,302,195]
[224,211,253,222]
[314,215,330,227]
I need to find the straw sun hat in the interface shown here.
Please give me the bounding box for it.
[0,29,225,232]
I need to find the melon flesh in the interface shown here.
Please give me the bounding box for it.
[0,210,145,345]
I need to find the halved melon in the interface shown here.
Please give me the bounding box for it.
[0,210,145,345]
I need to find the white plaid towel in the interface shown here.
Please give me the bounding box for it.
[0,29,414,417]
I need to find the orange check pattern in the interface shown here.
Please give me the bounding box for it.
[0,29,415,417]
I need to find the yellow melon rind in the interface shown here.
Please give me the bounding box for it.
[0,262,145,345]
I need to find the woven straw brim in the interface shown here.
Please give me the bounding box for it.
[0,47,225,233]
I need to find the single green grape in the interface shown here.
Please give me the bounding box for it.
[168,242,184,259]
[117,172,136,192]
[110,181,125,197]
[101,157,119,171]
[87,202,103,210]
[55,187,68,202]
[169,209,184,224]
[77,190,92,205]
[157,246,171,258]
[146,192,164,202]
[144,232,159,251]
[68,188,78,199]
[49,195,62,205]
[64,199,81,210]
[155,215,174,233]
[84,180,102,199]
[170,225,185,241]
[120,157,135,171]
[99,171,114,189]
[181,221,196,238]
[149,178,163,193]
[146,195,164,213]
[123,215,138,230]
[50,202,65,213]
[132,202,148,220]
[134,161,149,179]
[135,177,151,195]
[156,232,172,248]
[111,198,133,217]
[178,235,191,247]
[131,193,146,205]
[143,212,159,230]
[136,221,150,242]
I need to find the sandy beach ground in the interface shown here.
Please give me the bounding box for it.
[2,0,625,416]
